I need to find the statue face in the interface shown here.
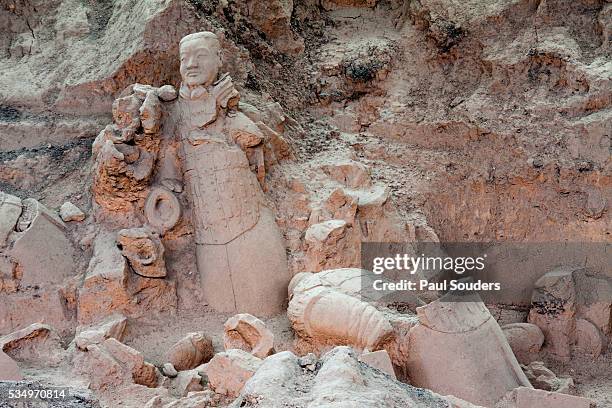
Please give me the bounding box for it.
[179,39,221,87]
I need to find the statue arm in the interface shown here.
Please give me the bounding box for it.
[156,141,183,193]
[226,112,266,187]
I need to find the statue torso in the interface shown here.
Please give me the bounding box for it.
[176,94,261,245]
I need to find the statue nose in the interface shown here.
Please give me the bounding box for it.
[186,57,198,69]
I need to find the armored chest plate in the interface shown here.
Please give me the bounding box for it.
[182,140,261,245]
[181,93,217,128]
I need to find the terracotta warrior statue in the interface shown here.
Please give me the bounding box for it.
[162,32,290,315]
[94,31,291,316]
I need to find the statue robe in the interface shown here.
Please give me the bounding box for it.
[168,90,290,316]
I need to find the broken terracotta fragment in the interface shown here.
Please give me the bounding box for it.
[406,293,531,407]
[288,270,394,351]
[117,227,167,278]
[10,198,75,288]
[203,349,262,398]
[501,322,545,364]
[164,332,214,371]
[223,313,275,358]
[0,323,65,367]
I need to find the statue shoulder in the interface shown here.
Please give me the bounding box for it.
[226,111,264,149]
[212,73,240,109]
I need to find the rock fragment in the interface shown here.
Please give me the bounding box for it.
[78,232,130,323]
[321,160,371,188]
[162,363,178,378]
[74,314,128,351]
[76,338,158,390]
[303,219,357,272]
[521,361,574,393]
[164,332,214,371]
[132,83,157,100]
[501,323,544,364]
[526,267,611,361]
[298,352,318,371]
[238,351,302,402]
[10,198,75,287]
[163,369,204,397]
[234,346,468,407]
[77,231,177,325]
[112,95,141,130]
[100,338,158,388]
[59,201,86,222]
[223,313,274,358]
[359,349,396,379]
[203,349,262,398]
[140,92,162,134]
[305,219,347,243]
[573,318,606,358]
[157,85,178,101]
[573,269,612,336]
[0,323,65,366]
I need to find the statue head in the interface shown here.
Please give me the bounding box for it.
[179,32,222,88]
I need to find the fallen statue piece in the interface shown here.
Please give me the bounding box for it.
[223,313,275,358]
[501,323,545,364]
[74,337,158,390]
[406,292,532,407]
[287,268,540,407]
[77,231,176,324]
[74,314,128,351]
[495,387,595,408]
[8,197,75,288]
[164,331,214,371]
[203,349,263,398]
[359,349,396,379]
[288,270,394,351]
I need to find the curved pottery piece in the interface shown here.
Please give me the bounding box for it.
[144,186,181,234]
